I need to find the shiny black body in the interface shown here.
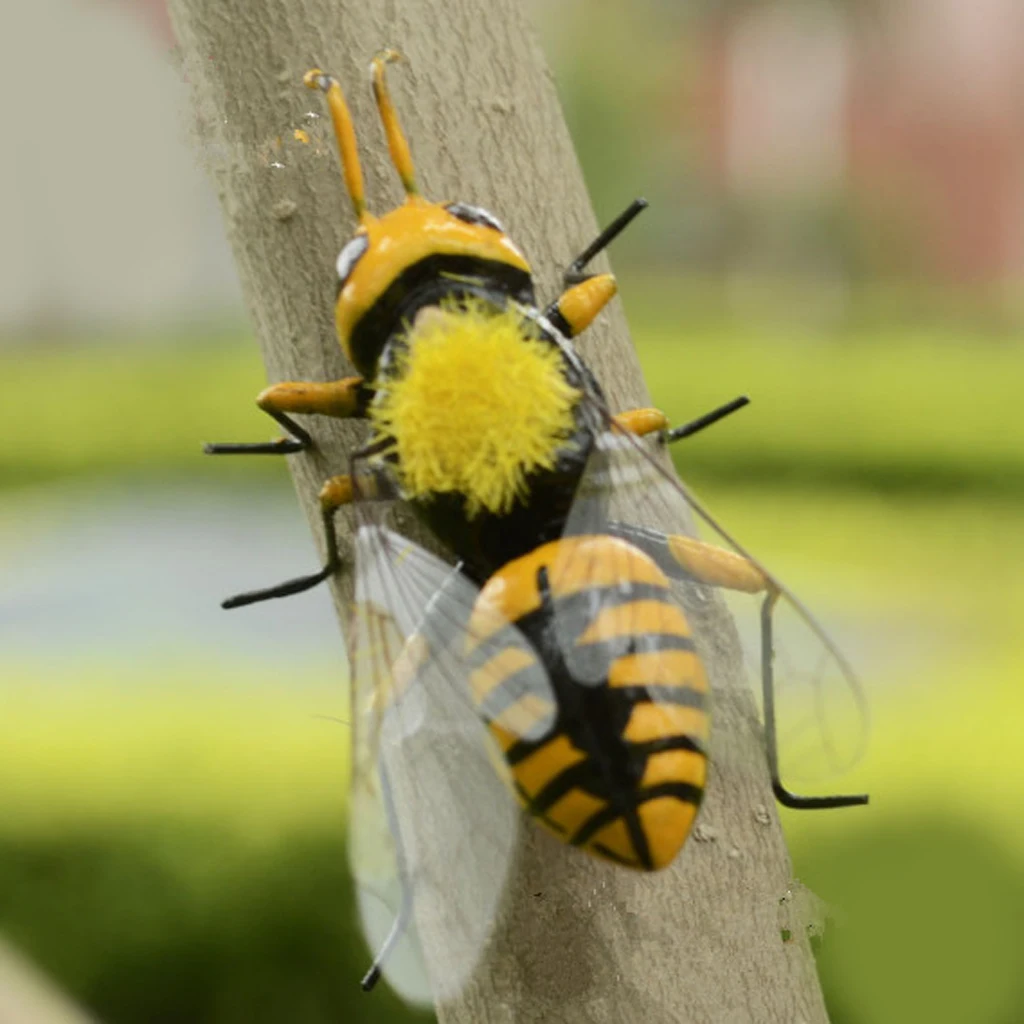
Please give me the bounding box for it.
[350,254,535,379]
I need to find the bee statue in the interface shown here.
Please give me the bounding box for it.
[206,50,868,1003]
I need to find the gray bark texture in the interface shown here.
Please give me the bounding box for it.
[167,0,831,1021]
[0,939,98,1024]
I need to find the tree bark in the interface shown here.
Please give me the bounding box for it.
[167,1,830,1020]
[0,939,97,1024]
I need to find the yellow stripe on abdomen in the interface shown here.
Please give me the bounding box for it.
[585,818,638,866]
[624,702,709,747]
[488,692,555,744]
[609,649,707,689]
[469,646,535,703]
[512,734,587,798]
[467,536,671,649]
[638,797,701,870]
[641,749,707,791]
[576,599,690,645]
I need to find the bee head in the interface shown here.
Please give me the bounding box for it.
[306,54,534,378]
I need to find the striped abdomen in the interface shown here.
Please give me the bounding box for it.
[466,535,709,871]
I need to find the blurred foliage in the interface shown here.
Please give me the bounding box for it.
[538,0,1024,321]
[0,679,429,1024]
[3,579,1023,1024]
[3,0,1020,1018]
[536,0,698,265]
[805,819,1024,1024]
[0,677,350,832]
[0,824,428,1024]
[3,286,1023,1022]
[638,315,1024,498]
[0,333,271,492]
[5,297,1024,497]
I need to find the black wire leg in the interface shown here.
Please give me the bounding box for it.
[347,436,394,477]
[563,198,649,285]
[661,395,750,444]
[761,594,869,809]
[362,764,414,993]
[220,440,393,609]
[221,501,341,609]
[204,409,313,455]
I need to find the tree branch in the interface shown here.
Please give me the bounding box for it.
[0,939,97,1024]
[167,0,829,1019]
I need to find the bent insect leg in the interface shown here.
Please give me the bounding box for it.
[560,198,649,288]
[758,592,867,809]
[613,407,670,437]
[544,198,648,337]
[614,395,751,442]
[605,521,868,809]
[204,377,373,455]
[220,464,396,609]
[547,274,619,339]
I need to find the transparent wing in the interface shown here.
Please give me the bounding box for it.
[557,418,869,786]
[347,524,552,1006]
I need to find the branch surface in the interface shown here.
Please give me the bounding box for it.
[167,1,830,1019]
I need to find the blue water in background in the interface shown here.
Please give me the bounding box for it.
[0,485,343,672]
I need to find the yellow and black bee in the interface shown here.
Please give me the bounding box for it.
[206,51,868,1002]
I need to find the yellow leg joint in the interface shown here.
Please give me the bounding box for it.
[554,274,617,337]
[257,377,367,419]
[319,472,384,511]
[319,475,356,512]
[666,535,769,594]
[614,407,670,437]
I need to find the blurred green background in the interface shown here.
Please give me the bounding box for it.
[3,1,1023,1022]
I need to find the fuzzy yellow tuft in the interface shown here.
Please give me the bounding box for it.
[370,302,580,516]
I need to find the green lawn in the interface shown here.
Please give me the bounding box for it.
[636,317,1024,495]
[4,314,1024,495]
[0,335,271,490]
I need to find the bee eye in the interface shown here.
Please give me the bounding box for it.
[446,202,504,233]
[336,234,370,283]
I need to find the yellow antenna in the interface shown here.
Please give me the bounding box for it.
[370,50,419,199]
[303,68,369,222]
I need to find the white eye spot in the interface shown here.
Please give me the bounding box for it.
[336,234,370,282]
[446,202,504,233]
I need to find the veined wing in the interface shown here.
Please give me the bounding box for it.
[347,524,554,1005]
[556,415,869,788]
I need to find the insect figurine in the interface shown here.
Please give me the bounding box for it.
[206,50,869,1003]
